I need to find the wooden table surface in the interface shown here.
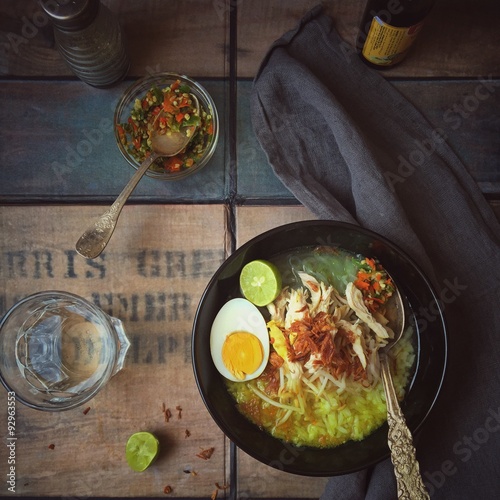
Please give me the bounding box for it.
[0,1,498,498]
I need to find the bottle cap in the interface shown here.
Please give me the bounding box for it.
[40,0,99,31]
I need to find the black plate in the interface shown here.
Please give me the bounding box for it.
[192,220,447,476]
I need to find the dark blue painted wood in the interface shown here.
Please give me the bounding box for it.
[236,79,500,202]
[1,78,498,204]
[0,79,227,203]
[236,81,294,202]
[395,79,500,195]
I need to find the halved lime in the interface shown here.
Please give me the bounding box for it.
[239,259,282,307]
[125,431,159,472]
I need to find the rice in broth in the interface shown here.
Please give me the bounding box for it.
[226,246,415,448]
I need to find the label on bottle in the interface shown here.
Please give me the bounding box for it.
[362,16,424,66]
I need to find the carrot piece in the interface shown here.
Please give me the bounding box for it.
[355,279,370,290]
[163,100,175,113]
[365,258,376,270]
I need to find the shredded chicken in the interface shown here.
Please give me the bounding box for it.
[284,287,308,330]
[297,272,323,314]
[337,319,367,369]
[345,282,393,341]
[266,274,394,387]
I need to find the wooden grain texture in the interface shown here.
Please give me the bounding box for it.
[0,204,230,498]
[0,0,228,79]
[236,448,329,499]
[237,80,500,200]
[236,206,316,247]
[2,0,499,80]
[237,0,500,78]
[0,76,498,204]
[0,79,227,203]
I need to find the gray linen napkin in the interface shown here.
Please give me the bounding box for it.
[251,5,500,500]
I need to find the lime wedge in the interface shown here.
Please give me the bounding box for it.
[239,259,282,307]
[125,431,159,472]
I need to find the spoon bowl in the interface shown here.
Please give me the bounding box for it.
[75,95,200,259]
[151,94,200,157]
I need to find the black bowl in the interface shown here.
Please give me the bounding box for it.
[192,220,447,476]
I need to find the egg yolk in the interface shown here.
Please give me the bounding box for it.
[221,331,264,380]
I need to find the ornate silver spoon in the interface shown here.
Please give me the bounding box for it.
[75,95,200,259]
[380,281,430,500]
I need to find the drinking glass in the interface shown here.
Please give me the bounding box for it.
[0,291,130,411]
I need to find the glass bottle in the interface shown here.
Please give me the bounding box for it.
[40,0,130,87]
[356,0,436,69]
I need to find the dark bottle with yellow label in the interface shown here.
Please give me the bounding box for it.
[357,0,435,68]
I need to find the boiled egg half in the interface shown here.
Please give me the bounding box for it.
[210,298,270,382]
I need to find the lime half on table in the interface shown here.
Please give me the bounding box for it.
[239,259,282,307]
[125,431,159,472]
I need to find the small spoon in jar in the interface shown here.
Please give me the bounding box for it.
[75,94,200,259]
[379,281,430,500]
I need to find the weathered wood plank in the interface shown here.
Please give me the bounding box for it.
[0,76,497,205]
[395,79,500,195]
[236,205,316,245]
[0,204,229,498]
[0,0,228,79]
[237,0,500,78]
[2,0,499,80]
[237,80,500,201]
[0,79,227,203]
[1,76,496,204]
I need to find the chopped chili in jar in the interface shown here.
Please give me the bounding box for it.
[118,80,214,174]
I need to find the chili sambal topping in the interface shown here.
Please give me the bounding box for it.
[354,257,394,312]
[164,408,172,422]
[269,312,367,381]
[196,447,215,460]
[119,80,214,174]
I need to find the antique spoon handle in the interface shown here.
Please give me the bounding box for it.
[380,354,430,500]
[75,153,158,259]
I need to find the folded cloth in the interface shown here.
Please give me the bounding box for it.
[251,5,500,500]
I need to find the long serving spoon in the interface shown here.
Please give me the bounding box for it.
[75,95,200,259]
[380,282,430,500]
